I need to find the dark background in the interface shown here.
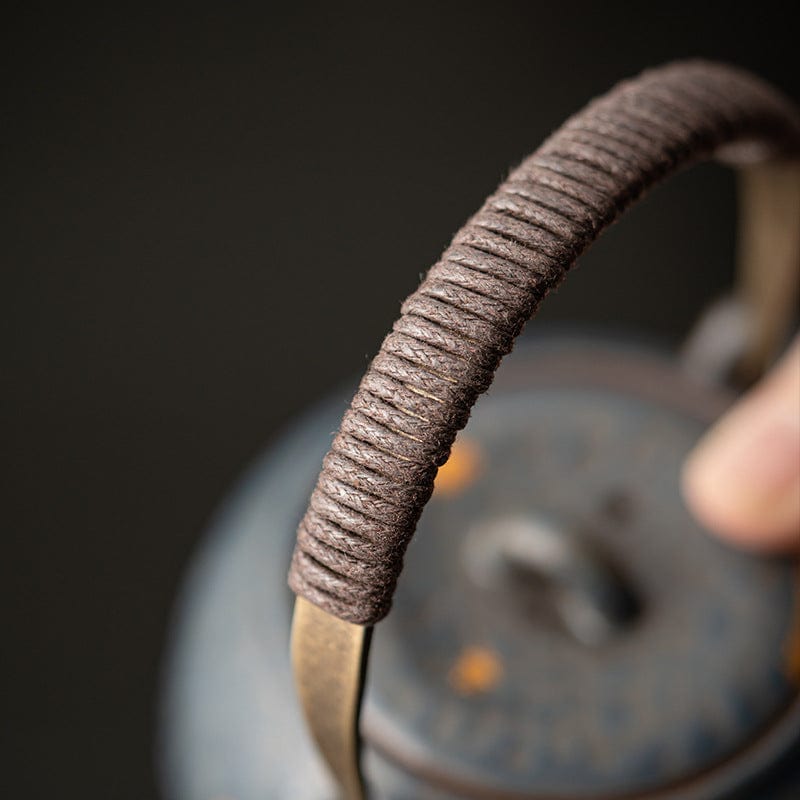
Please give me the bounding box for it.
[2,4,797,798]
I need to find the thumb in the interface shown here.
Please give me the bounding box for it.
[682,336,800,552]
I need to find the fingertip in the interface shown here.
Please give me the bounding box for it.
[682,449,799,552]
[681,354,800,553]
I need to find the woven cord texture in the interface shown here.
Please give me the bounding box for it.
[288,60,800,625]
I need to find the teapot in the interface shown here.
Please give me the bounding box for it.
[160,60,800,799]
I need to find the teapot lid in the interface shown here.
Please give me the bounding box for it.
[363,337,800,798]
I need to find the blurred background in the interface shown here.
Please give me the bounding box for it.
[2,3,798,798]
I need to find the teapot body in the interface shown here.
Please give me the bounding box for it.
[160,335,800,800]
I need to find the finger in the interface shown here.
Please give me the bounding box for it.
[681,336,800,552]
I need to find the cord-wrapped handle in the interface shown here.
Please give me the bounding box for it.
[288,60,800,626]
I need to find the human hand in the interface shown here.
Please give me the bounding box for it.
[682,336,800,552]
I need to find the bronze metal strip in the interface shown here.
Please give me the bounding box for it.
[736,161,800,380]
[291,597,372,800]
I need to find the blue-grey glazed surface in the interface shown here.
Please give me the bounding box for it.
[160,338,800,800]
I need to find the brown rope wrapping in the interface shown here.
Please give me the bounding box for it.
[288,60,800,625]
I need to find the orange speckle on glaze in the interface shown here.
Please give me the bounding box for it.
[434,437,482,497]
[448,646,504,695]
